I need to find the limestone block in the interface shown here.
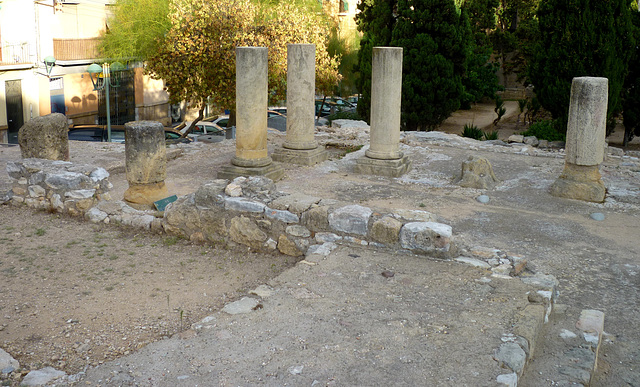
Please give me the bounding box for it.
[508,134,524,143]
[45,172,89,191]
[302,206,329,231]
[399,222,455,257]
[194,180,228,208]
[265,207,299,224]
[229,216,267,249]
[494,343,527,375]
[21,367,66,387]
[199,208,228,237]
[277,234,304,256]
[392,209,438,223]
[18,113,69,161]
[371,216,403,244]
[513,304,546,357]
[224,197,266,213]
[0,348,19,370]
[315,232,341,243]
[270,193,321,214]
[286,225,311,238]
[328,205,373,236]
[237,176,276,202]
[86,207,108,223]
[28,185,46,198]
[164,194,201,234]
[550,164,605,203]
[565,77,608,166]
[523,136,539,147]
[457,156,499,189]
[222,297,259,315]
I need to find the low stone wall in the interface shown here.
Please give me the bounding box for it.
[2,159,458,259]
[162,176,457,258]
[5,158,112,216]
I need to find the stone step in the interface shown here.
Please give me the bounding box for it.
[518,305,605,386]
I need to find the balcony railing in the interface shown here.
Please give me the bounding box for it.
[53,38,101,61]
[0,42,33,65]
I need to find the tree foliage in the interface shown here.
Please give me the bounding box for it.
[101,0,340,119]
[355,0,469,130]
[99,0,171,61]
[354,0,397,122]
[391,0,468,130]
[622,9,640,145]
[528,0,635,132]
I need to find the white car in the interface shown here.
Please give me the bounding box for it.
[180,121,226,142]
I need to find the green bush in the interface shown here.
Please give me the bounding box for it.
[522,120,566,142]
[461,123,483,140]
[326,111,363,124]
[482,130,499,140]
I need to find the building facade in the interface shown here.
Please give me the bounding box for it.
[0,0,170,144]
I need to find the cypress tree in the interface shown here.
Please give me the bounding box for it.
[390,0,468,130]
[529,0,635,133]
[622,9,639,145]
[354,0,397,122]
[355,0,469,130]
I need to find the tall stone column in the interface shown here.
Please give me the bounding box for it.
[354,47,411,177]
[550,77,608,202]
[272,44,327,165]
[218,47,284,181]
[124,121,168,206]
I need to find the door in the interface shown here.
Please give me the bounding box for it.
[5,80,24,144]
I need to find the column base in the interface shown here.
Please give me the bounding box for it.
[124,181,169,206]
[272,146,328,166]
[217,162,285,181]
[353,155,412,177]
[550,163,606,203]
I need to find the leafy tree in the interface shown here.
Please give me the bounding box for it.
[101,0,340,133]
[391,0,468,130]
[98,0,171,61]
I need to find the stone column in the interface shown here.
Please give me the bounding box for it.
[123,121,168,206]
[272,44,327,165]
[550,77,608,202]
[354,47,411,177]
[218,47,284,181]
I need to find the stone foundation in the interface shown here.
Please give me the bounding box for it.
[354,155,412,178]
[271,147,328,166]
[549,164,606,203]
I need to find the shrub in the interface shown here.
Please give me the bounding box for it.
[522,119,566,142]
[326,111,363,124]
[461,123,483,140]
[483,130,499,141]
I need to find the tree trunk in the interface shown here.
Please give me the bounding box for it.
[180,107,205,138]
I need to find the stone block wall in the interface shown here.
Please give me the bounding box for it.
[3,160,458,259]
[5,159,112,216]
[162,176,458,259]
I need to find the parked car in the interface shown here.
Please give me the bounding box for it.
[202,115,230,128]
[268,107,287,116]
[180,121,226,142]
[68,125,192,144]
[315,97,356,117]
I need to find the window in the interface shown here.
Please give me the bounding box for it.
[339,0,348,13]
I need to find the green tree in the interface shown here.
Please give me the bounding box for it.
[391,0,468,130]
[529,0,635,133]
[459,0,502,108]
[101,0,340,132]
[354,0,397,122]
[623,7,640,145]
[355,0,469,130]
[98,0,171,61]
